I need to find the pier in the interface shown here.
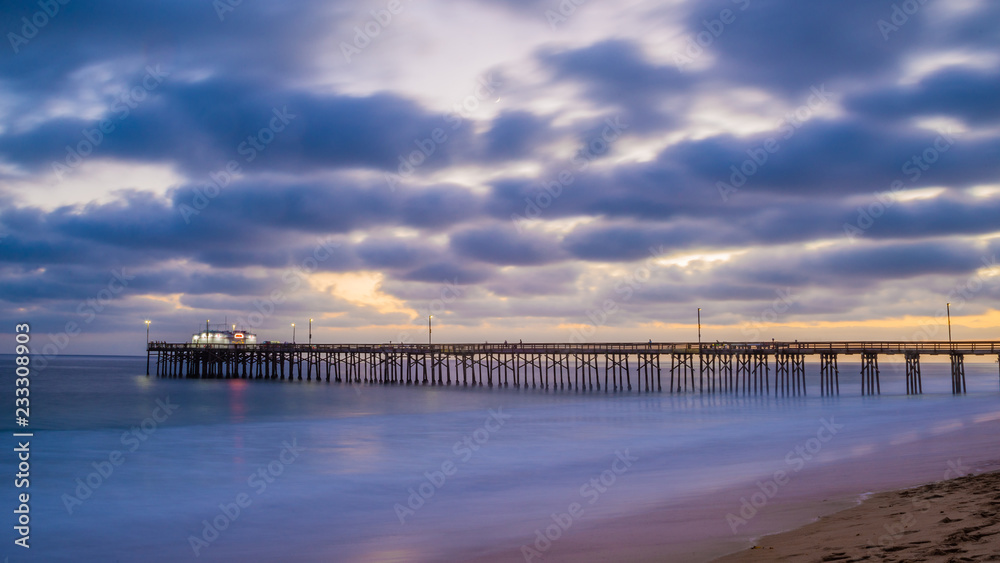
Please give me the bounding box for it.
[147,340,1000,396]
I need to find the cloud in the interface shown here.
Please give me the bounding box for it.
[682,0,925,93]
[540,39,688,131]
[450,224,564,265]
[847,67,1000,125]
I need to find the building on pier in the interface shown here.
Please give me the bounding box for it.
[192,326,257,345]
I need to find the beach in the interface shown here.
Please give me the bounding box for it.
[716,470,1000,562]
[460,405,1000,563]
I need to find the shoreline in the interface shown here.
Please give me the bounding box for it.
[454,415,1000,563]
[714,469,1000,562]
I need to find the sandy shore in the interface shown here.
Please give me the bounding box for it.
[715,470,1000,562]
[454,417,1000,563]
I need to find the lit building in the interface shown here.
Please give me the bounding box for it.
[192,328,257,345]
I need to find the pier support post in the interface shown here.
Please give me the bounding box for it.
[820,353,839,396]
[735,354,750,394]
[670,353,694,393]
[775,353,789,396]
[656,354,661,392]
[700,353,716,393]
[717,353,733,393]
[792,354,806,396]
[950,353,966,394]
[752,354,769,395]
[905,353,922,395]
[861,352,880,395]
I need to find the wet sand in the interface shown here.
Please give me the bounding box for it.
[455,412,1000,563]
[715,470,1000,562]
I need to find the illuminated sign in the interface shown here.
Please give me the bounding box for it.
[234,333,244,339]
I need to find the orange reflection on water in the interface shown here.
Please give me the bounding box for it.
[228,379,247,464]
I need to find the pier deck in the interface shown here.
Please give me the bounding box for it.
[147,340,1000,396]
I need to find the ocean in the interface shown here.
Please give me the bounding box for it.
[2,354,999,562]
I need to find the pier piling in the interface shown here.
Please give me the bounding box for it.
[146,340,999,397]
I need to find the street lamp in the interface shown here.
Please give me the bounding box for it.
[428,315,433,346]
[947,303,952,344]
[309,318,313,345]
[291,323,296,344]
[145,320,151,376]
[697,308,702,350]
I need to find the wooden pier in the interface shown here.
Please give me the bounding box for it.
[147,341,1000,396]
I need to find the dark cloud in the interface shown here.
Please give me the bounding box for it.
[540,39,688,131]
[399,261,495,285]
[0,80,471,176]
[0,0,338,97]
[683,0,925,93]
[483,111,552,161]
[847,67,1000,125]
[450,224,563,265]
[356,237,441,270]
[485,265,581,297]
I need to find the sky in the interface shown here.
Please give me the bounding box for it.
[1,0,999,356]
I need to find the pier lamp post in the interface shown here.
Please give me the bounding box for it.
[428,315,433,346]
[309,318,313,345]
[697,308,702,351]
[947,303,952,346]
[145,320,151,375]
[291,323,296,344]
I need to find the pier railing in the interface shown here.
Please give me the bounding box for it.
[149,340,999,355]
[147,340,999,396]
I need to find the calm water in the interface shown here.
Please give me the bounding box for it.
[2,354,999,562]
